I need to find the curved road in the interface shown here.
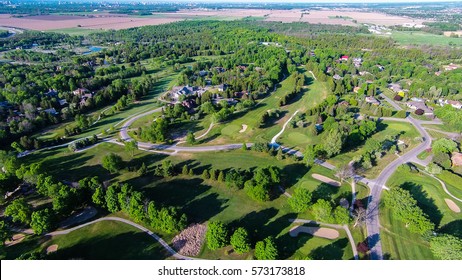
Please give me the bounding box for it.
[366,94,434,260]
[47,217,197,260]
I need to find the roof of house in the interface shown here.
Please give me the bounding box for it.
[407,101,433,113]
[452,152,462,167]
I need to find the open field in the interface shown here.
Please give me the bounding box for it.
[21,143,357,259]
[0,9,426,32]
[390,31,462,46]
[0,14,182,31]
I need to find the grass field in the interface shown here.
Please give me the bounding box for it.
[380,167,462,259]
[202,68,328,146]
[390,31,462,46]
[47,27,103,36]
[21,143,357,259]
[329,120,421,178]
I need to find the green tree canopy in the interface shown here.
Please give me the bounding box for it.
[230,227,251,254]
[102,153,123,173]
[206,221,229,250]
[4,198,32,224]
[430,234,462,260]
[255,236,278,260]
[288,187,312,213]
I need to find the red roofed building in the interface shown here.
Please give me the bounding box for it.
[340,55,349,61]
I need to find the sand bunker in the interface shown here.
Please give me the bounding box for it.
[289,226,339,239]
[46,244,59,254]
[312,174,341,187]
[444,199,461,213]
[172,223,206,256]
[239,124,248,133]
[4,234,25,247]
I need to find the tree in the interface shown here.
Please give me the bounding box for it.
[217,170,224,182]
[4,198,32,224]
[161,160,174,177]
[333,206,350,224]
[322,128,343,158]
[384,187,434,235]
[92,186,105,207]
[288,187,312,213]
[254,236,278,260]
[0,220,12,244]
[137,162,147,176]
[30,209,53,235]
[311,199,333,223]
[202,169,210,180]
[102,153,123,173]
[206,221,229,250]
[124,140,138,158]
[335,164,354,183]
[105,184,120,213]
[432,138,458,155]
[425,163,442,175]
[430,234,462,260]
[230,227,251,254]
[182,164,189,175]
[186,132,196,145]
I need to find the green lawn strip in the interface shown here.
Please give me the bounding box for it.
[417,150,430,160]
[380,206,434,260]
[47,28,103,36]
[391,31,462,46]
[44,219,168,260]
[436,171,462,200]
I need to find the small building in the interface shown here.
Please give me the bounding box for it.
[333,74,342,80]
[406,101,433,115]
[353,86,361,93]
[340,55,349,61]
[217,84,228,92]
[45,89,58,97]
[448,100,462,110]
[58,99,68,107]
[199,70,208,77]
[410,97,424,102]
[444,63,458,71]
[43,108,58,115]
[365,96,380,105]
[388,83,402,93]
[73,88,89,96]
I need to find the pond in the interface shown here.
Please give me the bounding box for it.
[82,46,103,55]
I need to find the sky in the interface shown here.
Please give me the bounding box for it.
[142,0,460,2]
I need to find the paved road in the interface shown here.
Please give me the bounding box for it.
[367,95,434,260]
[119,107,163,141]
[271,110,299,144]
[47,217,197,260]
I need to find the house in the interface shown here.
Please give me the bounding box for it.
[213,67,225,73]
[376,65,384,71]
[43,108,58,115]
[234,91,249,98]
[444,63,458,71]
[406,101,433,115]
[73,88,89,96]
[171,85,194,99]
[353,58,362,68]
[353,86,361,93]
[45,89,58,97]
[199,70,208,77]
[237,65,247,71]
[359,71,371,76]
[438,99,462,109]
[217,84,228,92]
[410,97,424,102]
[333,74,342,80]
[339,101,350,107]
[365,96,380,105]
[388,83,402,93]
[451,152,462,167]
[181,99,197,111]
[340,55,349,61]
[448,100,462,109]
[58,99,68,107]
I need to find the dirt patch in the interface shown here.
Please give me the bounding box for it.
[172,223,206,256]
[4,234,25,247]
[289,226,339,239]
[239,124,248,133]
[312,174,341,187]
[46,244,59,254]
[444,31,462,37]
[444,199,461,213]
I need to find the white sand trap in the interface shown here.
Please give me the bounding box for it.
[46,244,59,254]
[239,124,248,133]
[289,226,339,239]
[445,199,461,213]
[4,234,25,247]
[312,174,341,187]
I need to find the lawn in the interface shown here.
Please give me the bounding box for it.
[380,167,462,259]
[390,31,462,46]
[329,120,421,178]
[45,220,168,259]
[47,28,103,36]
[23,143,357,260]
[201,68,328,146]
